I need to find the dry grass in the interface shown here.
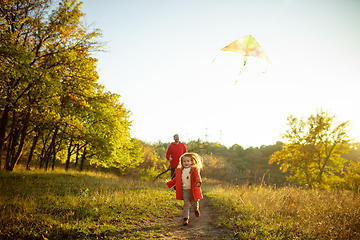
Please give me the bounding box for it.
[204,179,360,239]
[2,168,359,239]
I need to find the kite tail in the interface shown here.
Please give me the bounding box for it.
[262,62,270,74]
[212,52,221,64]
[235,57,248,85]
[237,58,247,75]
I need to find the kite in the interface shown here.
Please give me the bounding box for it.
[213,35,271,84]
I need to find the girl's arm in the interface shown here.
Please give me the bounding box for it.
[193,168,202,187]
[167,178,176,188]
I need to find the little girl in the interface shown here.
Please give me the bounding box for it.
[166,152,203,226]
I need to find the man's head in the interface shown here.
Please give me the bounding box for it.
[173,134,179,143]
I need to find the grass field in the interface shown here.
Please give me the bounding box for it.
[204,180,360,239]
[0,169,181,239]
[1,168,359,239]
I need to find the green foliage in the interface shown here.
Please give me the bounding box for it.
[227,142,283,171]
[128,141,168,180]
[130,140,288,185]
[0,0,141,172]
[130,135,360,188]
[201,154,237,182]
[340,159,360,191]
[270,110,352,188]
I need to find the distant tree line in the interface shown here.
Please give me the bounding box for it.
[0,0,142,172]
[133,111,360,190]
[130,139,287,184]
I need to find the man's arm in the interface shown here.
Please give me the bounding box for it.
[166,145,172,161]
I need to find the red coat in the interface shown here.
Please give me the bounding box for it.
[166,142,187,168]
[167,168,203,201]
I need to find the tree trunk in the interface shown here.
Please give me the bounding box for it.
[10,106,32,170]
[51,142,56,170]
[75,144,80,170]
[52,130,64,171]
[4,133,13,171]
[38,129,52,168]
[44,126,59,171]
[44,143,51,171]
[65,136,73,171]
[26,134,39,170]
[5,110,18,171]
[0,104,11,170]
[79,146,87,172]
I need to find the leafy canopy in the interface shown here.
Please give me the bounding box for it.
[269,110,352,188]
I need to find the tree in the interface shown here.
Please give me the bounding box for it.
[82,88,142,170]
[0,0,101,170]
[269,110,352,188]
[0,0,142,171]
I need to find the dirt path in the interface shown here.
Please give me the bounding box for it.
[152,196,231,239]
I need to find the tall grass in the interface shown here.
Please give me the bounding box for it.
[204,180,360,239]
[2,168,359,239]
[0,168,180,239]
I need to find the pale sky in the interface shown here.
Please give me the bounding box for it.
[81,0,360,147]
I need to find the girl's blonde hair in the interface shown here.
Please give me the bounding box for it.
[178,152,203,170]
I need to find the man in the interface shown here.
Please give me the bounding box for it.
[166,134,187,188]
